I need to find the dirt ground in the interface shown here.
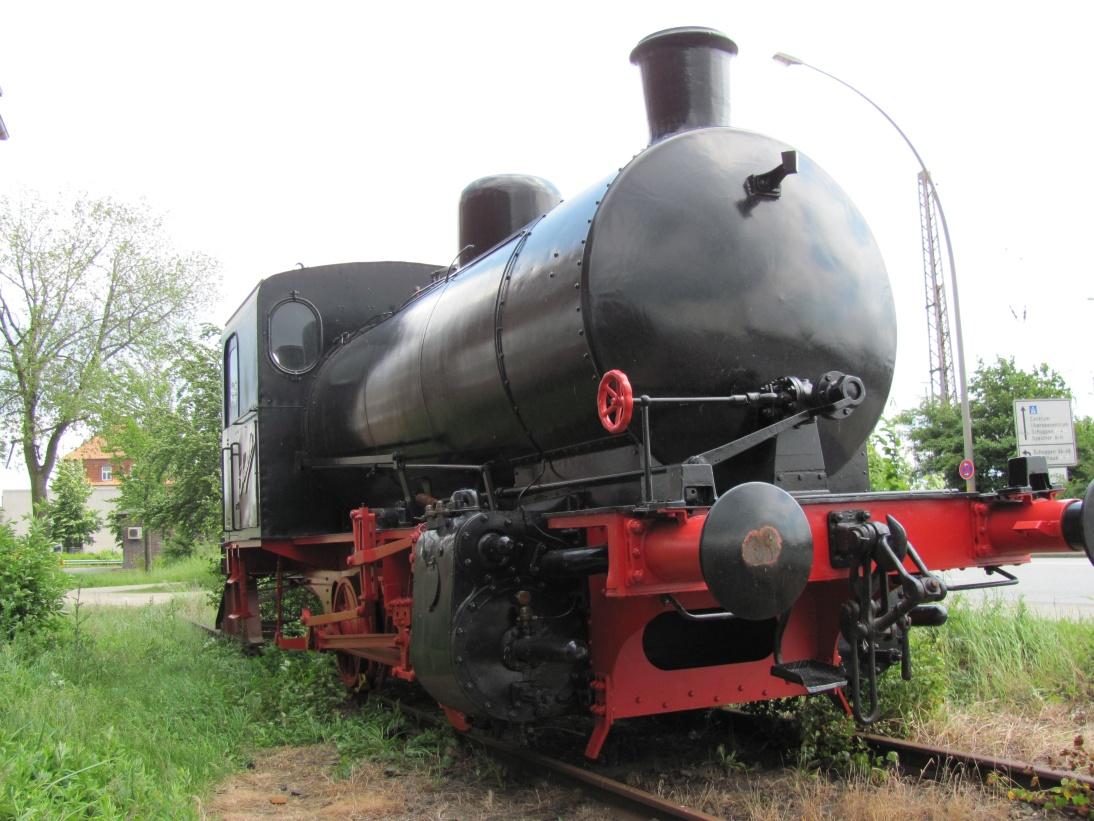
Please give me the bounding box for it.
[201,745,606,821]
[200,742,1048,821]
[200,701,1093,820]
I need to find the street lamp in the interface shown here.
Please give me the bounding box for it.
[0,86,8,141]
[773,51,976,491]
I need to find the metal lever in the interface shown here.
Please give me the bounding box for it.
[946,566,1019,592]
[746,150,798,198]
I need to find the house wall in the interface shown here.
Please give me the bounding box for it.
[0,489,32,533]
[83,458,132,486]
[0,485,122,552]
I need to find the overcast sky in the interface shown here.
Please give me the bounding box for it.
[2,0,1092,490]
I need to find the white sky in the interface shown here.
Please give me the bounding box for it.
[2,0,1092,490]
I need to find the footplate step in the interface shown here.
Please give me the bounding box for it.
[771,660,847,694]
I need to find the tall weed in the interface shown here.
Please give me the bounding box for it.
[0,605,446,819]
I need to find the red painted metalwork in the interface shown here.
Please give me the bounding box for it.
[546,491,1085,758]
[293,532,354,545]
[223,486,1087,759]
[441,705,471,732]
[243,509,420,685]
[386,596,415,681]
[328,578,367,687]
[548,492,1082,602]
[260,540,346,570]
[221,546,261,642]
[597,369,634,434]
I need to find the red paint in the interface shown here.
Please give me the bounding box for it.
[223,487,1087,760]
[597,370,634,434]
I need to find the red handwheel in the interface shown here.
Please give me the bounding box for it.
[597,369,634,434]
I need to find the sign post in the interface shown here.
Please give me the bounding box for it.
[1013,398,1077,468]
[958,459,975,481]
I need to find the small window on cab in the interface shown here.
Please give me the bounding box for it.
[225,334,240,424]
[269,297,322,374]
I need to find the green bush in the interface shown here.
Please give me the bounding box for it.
[0,520,66,640]
[0,605,449,818]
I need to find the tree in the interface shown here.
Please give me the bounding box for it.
[900,357,1085,491]
[0,194,218,512]
[867,418,913,491]
[104,328,223,558]
[1065,417,1093,499]
[45,458,101,552]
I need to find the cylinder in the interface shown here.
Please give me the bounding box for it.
[641,515,704,583]
[629,26,738,143]
[458,175,561,266]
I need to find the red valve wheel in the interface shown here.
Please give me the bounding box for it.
[597,369,634,434]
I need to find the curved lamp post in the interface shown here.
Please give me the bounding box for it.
[773,51,975,491]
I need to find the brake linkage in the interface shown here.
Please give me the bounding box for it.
[836,514,947,723]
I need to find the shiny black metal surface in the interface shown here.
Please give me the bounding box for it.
[410,505,586,722]
[304,178,608,464]
[699,482,814,620]
[222,261,437,539]
[1062,479,1094,565]
[459,175,561,266]
[305,127,894,481]
[302,25,895,499]
[584,127,895,471]
[630,26,738,143]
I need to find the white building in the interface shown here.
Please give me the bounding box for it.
[0,437,126,552]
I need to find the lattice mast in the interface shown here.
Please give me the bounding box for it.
[918,170,957,405]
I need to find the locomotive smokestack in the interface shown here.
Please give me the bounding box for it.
[630,26,738,144]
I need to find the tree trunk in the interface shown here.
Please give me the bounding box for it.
[143,527,150,572]
[23,423,67,516]
[25,446,50,516]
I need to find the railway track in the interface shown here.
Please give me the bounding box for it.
[382,696,1094,819]
[186,621,1093,818]
[858,732,1094,793]
[378,696,723,821]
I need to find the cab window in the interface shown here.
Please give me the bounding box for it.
[269,298,321,374]
[224,334,240,423]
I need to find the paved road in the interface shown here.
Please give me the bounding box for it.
[65,584,205,607]
[942,556,1094,619]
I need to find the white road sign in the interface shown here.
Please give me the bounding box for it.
[1013,398,1077,466]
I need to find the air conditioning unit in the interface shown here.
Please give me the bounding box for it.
[127,526,143,540]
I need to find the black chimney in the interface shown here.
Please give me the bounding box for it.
[630,27,738,144]
[458,175,561,266]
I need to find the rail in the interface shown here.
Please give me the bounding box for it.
[187,621,1094,812]
[377,697,722,821]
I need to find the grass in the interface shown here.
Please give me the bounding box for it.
[59,548,123,563]
[935,596,1093,704]
[876,596,1094,731]
[66,555,217,589]
[0,603,449,819]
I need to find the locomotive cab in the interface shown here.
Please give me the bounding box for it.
[221,261,437,541]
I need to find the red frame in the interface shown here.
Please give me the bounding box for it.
[221,490,1085,758]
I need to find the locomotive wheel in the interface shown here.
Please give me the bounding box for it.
[330,579,363,688]
[328,578,386,690]
[597,369,634,434]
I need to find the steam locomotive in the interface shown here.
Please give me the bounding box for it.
[218,27,1094,758]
